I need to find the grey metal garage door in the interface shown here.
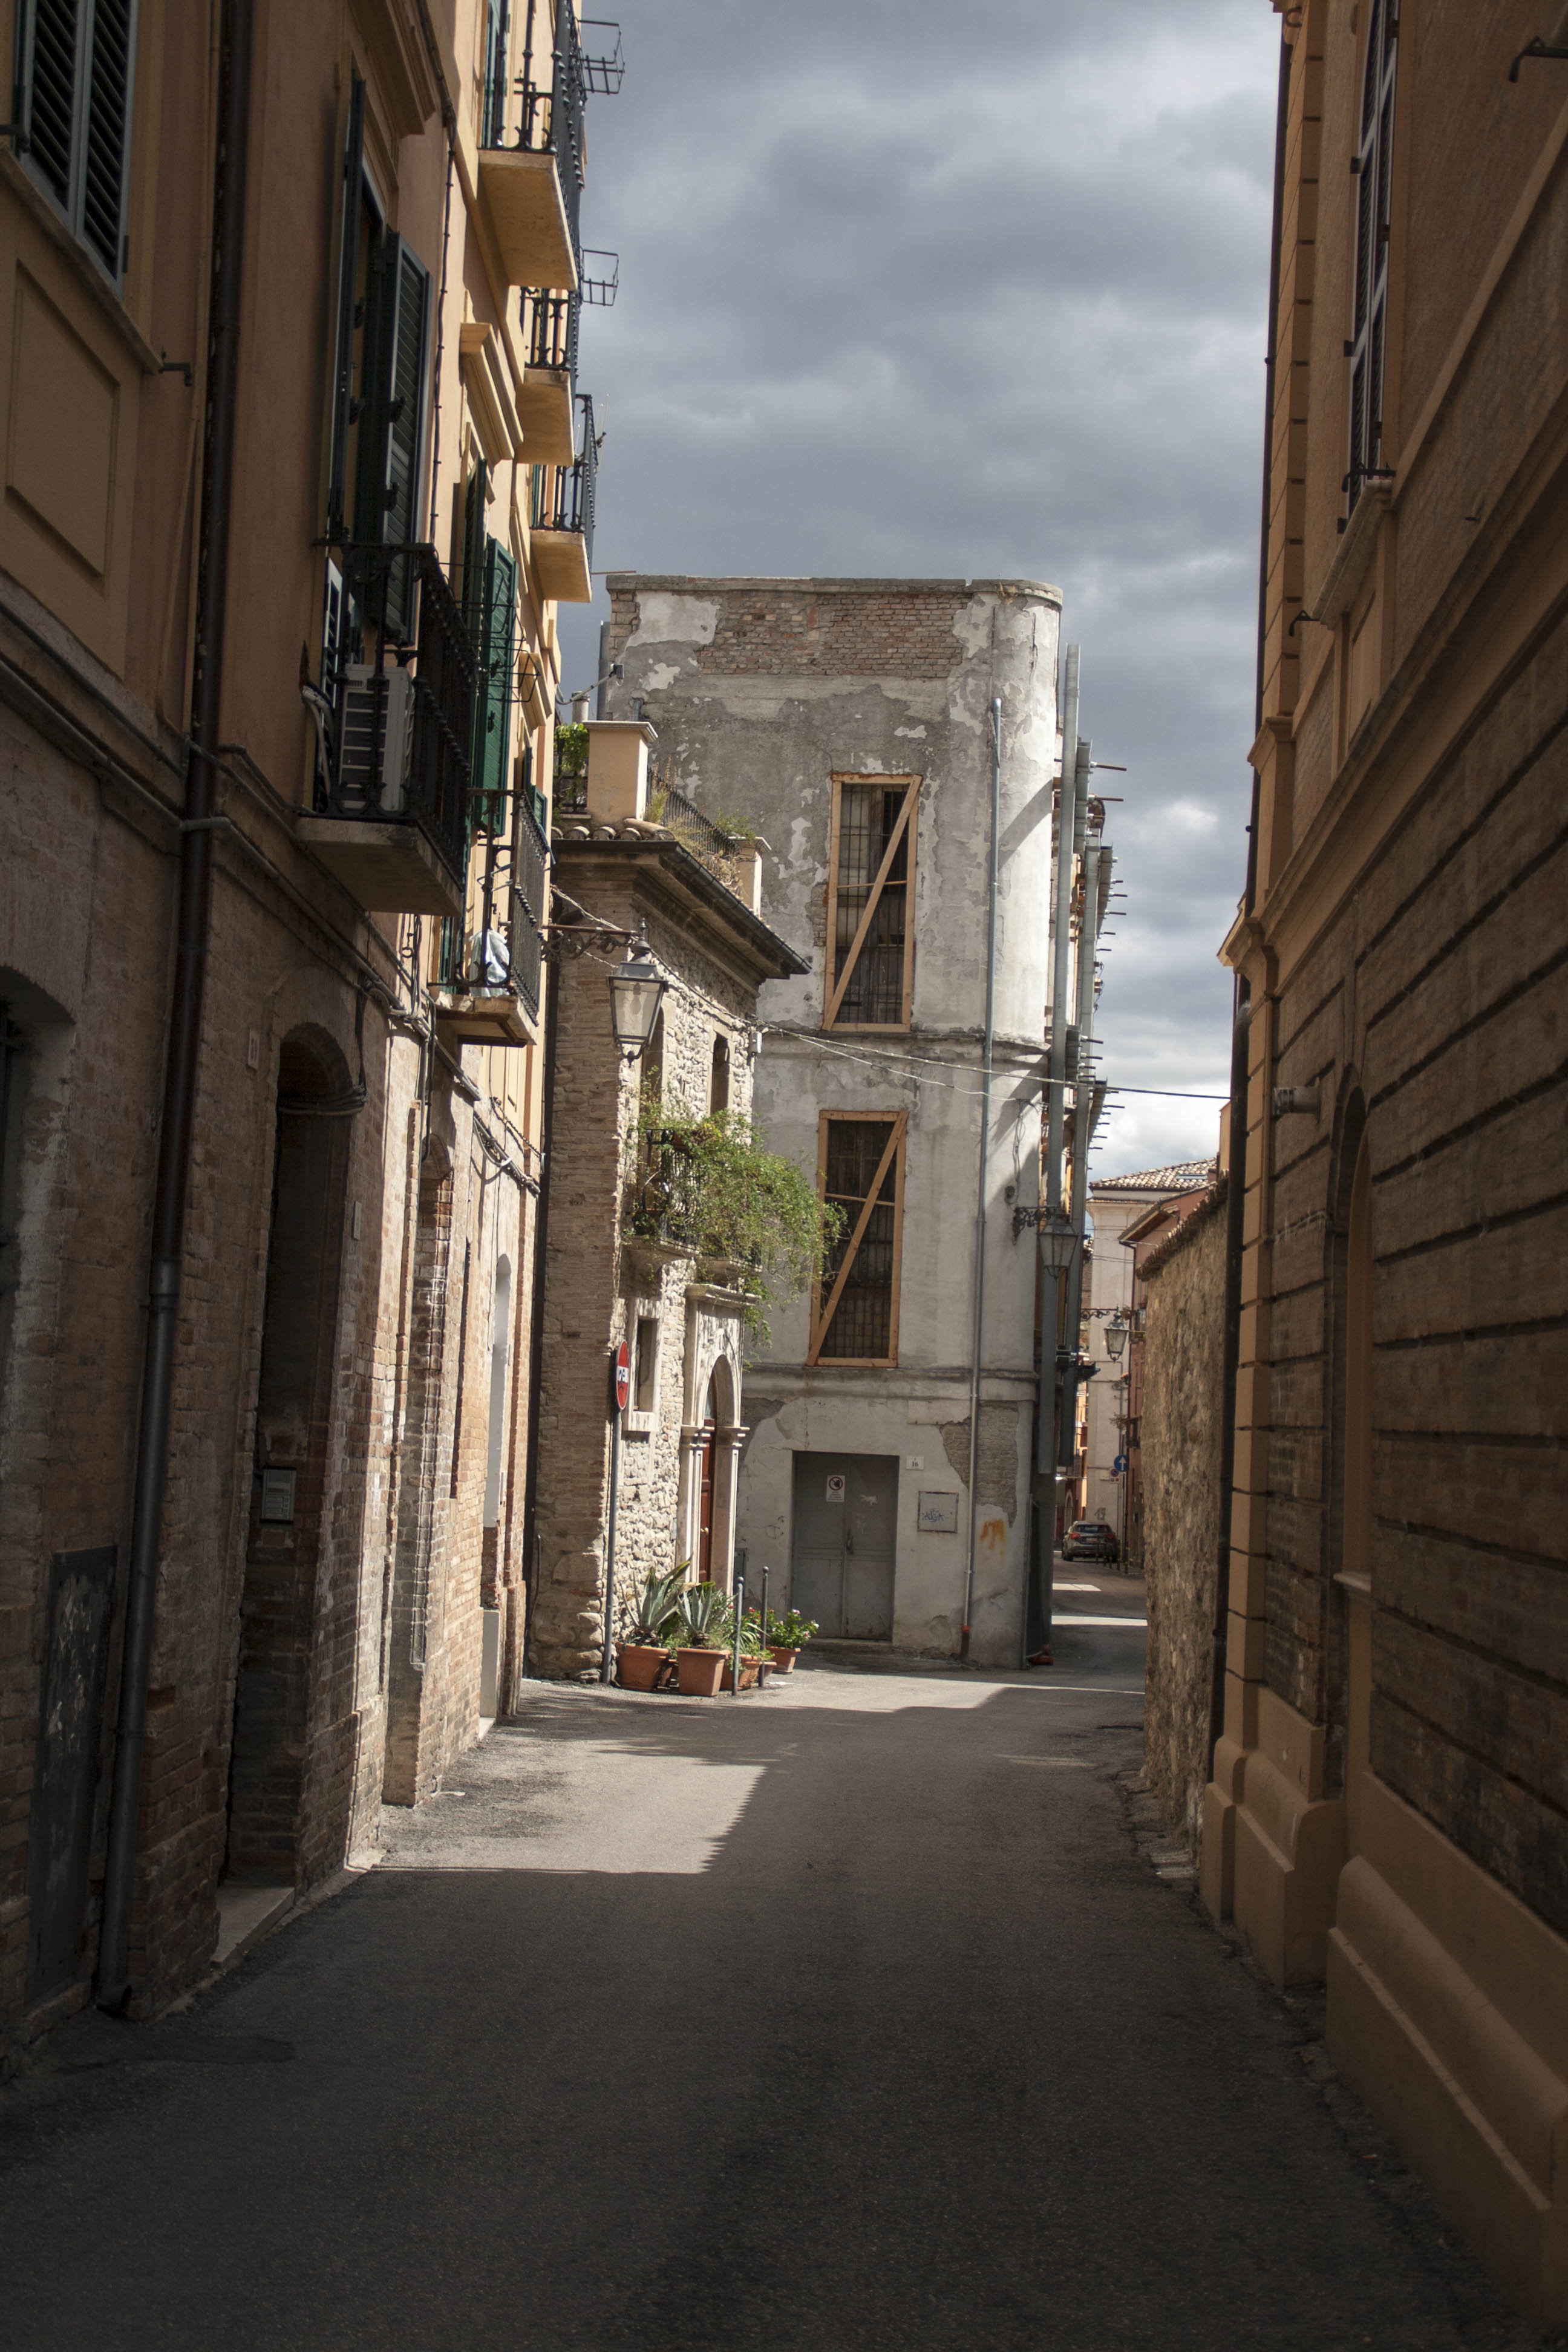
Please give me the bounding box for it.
[790,1452,898,1640]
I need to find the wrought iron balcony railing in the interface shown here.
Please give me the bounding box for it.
[319,541,477,884]
[482,12,621,270]
[530,393,598,571]
[436,787,549,1024]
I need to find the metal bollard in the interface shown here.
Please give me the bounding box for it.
[731,1568,746,1699]
[758,1563,770,1687]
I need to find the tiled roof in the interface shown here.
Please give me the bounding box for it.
[1090,1157,1218,1196]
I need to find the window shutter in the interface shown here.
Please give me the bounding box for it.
[472,536,516,829]
[18,0,139,284]
[21,0,79,210]
[80,0,134,277]
[326,73,365,538]
[354,232,431,638]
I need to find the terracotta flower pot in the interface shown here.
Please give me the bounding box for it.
[616,1643,668,1691]
[720,1659,762,1692]
[676,1646,725,1697]
[769,1647,800,1674]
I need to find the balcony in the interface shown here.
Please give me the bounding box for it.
[433,796,549,1048]
[530,394,596,604]
[478,11,620,290]
[298,543,475,919]
[519,289,578,462]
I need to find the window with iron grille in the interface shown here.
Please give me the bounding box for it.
[810,1112,906,1366]
[824,776,918,1030]
[1346,0,1397,514]
[13,0,137,284]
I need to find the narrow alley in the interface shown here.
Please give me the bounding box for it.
[0,1589,1532,2351]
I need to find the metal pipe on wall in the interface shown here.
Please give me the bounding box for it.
[98,0,255,2014]
[960,696,1004,1662]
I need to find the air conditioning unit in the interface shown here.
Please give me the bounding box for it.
[336,664,415,815]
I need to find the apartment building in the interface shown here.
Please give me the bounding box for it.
[1207,2,1568,2318]
[1,0,611,2052]
[603,575,1061,1668]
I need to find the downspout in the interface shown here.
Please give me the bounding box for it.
[98,0,255,2013]
[520,941,561,1668]
[960,695,1003,1661]
[1207,18,1290,1783]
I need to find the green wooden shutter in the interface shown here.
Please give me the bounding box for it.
[80,0,134,277]
[353,231,431,638]
[326,73,365,538]
[471,537,515,832]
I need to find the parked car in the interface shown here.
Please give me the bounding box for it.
[1062,1521,1120,1563]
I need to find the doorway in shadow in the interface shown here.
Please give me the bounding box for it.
[225,1028,353,1886]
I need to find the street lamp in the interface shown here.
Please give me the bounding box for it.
[606,935,667,1062]
[1037,1210,1079,1275]
[1104,1316,1129,1361]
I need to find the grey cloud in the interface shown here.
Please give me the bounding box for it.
[563,0,1280,1174]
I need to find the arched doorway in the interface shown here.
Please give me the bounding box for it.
[226,1028,352,1885]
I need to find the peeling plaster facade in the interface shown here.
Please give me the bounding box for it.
[604,577,1062,1666]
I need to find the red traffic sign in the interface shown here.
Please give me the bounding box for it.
[613,1341,631,1411]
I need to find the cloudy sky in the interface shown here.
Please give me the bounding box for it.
[560,0,1282,1178]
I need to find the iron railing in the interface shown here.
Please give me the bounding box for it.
[321,542,477,883]
[530,393,597,572]
[526,286,579,377]
[554,722,589,812]
[437,788,548,1021]
[629,1126,702,1249]
[481,8,621,272]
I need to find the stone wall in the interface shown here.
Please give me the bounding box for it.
[532,841,781,1677]
[1138,1184,1226,1857]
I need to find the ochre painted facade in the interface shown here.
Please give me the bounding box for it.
[1,1,604,2057]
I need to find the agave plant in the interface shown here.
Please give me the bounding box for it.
[622,1568,686,1648]
[674,1580,730,1651]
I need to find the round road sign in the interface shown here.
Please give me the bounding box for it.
[614,1341,631,1411]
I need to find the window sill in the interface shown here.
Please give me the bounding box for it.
[0,149,160,377]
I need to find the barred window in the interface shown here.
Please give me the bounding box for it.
[811,1113,906,1366]
[824,776,918,1028]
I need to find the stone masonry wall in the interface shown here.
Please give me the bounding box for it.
[1139,1187,1227,1857]
[533,846,767,1677]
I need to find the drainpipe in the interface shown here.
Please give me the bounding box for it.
[1207,19,1290,1783]
[97,0,255,2013]
[520,939,561,1667]
[960,696,1003,1661]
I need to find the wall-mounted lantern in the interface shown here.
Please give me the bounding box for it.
[607,935,667,1062]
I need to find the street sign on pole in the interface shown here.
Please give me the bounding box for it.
[613,1339,630,1413]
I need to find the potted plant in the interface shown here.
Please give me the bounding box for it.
[616,1568,685,1691]
[721,1608,766,1692]
[671,1581,730,1696]
[765,1607,818,1674]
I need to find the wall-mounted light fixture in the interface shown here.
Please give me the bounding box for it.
[607,934,667,1062]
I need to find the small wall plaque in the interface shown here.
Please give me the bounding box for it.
[826,1474,846,1501]
[917,1491,959,1534]
[259,1468,297,1524]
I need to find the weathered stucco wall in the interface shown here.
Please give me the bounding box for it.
[1138,1187,1226,1855]
[603,576,1060,1665]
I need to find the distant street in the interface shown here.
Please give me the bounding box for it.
[0,1575,1531,2350]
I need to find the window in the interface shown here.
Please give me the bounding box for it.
[809,1112,907,1366]
[480,0,510,147]
[824,776,918,1029]
[626,1312,661,1435]
[15,0,137,285]
[709,1034,730,1116]
[1346,0,1398,512]
[327,74,432,639]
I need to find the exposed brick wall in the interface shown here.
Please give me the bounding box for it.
[606,577,998,680]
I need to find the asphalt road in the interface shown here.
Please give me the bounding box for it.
[0,1572,1538,2350]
